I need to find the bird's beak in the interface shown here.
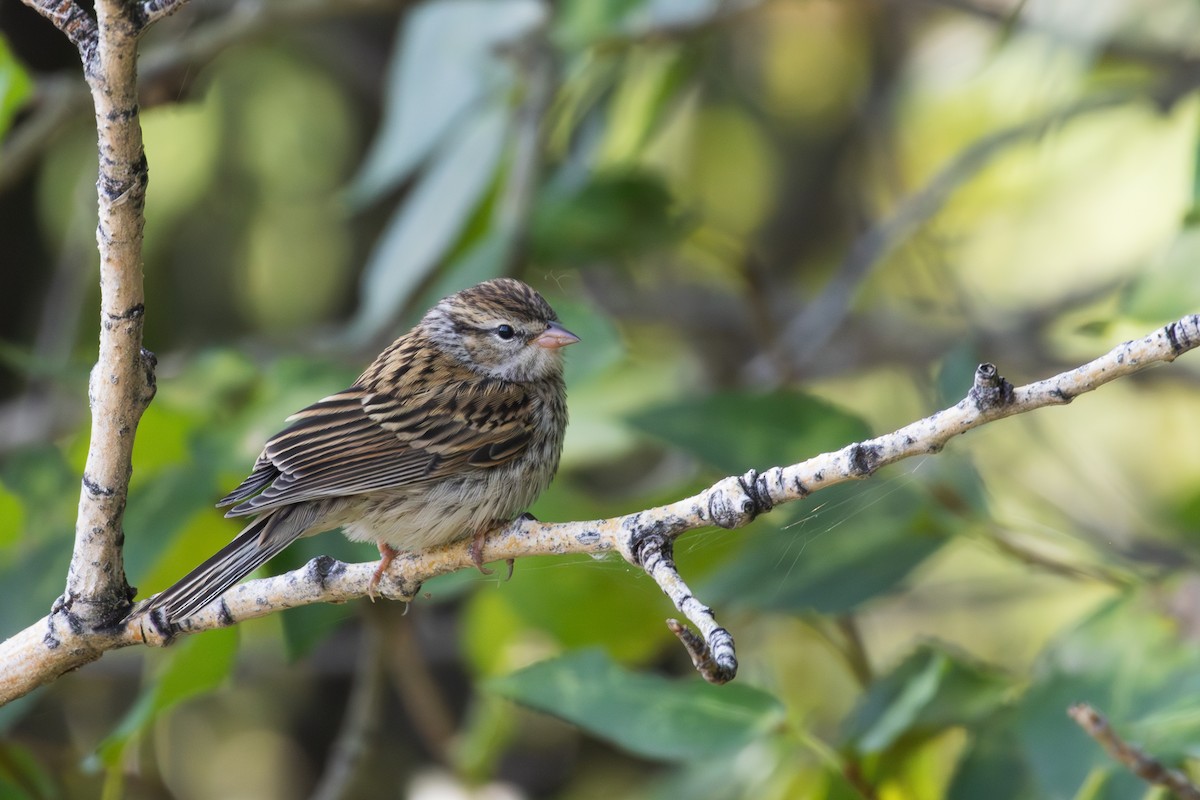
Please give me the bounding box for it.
[533,321,580,350]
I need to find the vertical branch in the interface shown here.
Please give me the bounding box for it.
[62,0,158,623]
[18,0,169,623]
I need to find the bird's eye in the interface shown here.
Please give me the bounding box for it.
[495,324,516,341]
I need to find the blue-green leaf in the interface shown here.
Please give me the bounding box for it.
[347,0,545,205]
[843,644,1012,753]
[347,102,509,342]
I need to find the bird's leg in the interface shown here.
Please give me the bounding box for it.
[469,528,495,575]
[469,522,516,580]
[370,542,400,600]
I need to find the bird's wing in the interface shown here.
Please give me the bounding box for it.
[218,378,535,516]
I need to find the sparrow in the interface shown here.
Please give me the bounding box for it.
[138,278,578,624]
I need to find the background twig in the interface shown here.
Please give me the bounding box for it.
[1069,702,1200,800]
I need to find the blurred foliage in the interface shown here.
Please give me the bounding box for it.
[0,33,31,139]
[3,0,1200,797]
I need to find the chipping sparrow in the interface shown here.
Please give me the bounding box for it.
[139,278,578,623]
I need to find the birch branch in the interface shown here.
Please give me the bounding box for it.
[8,0,182,694]
[2,314,1195,703]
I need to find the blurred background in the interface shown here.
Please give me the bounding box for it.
[2,0,1200,797]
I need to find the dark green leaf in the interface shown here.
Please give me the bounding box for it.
[948,713,1039,800]
[484,555,671,663]
[531,170,683,264]
[935,343,982,407]
[279,602,359,663]
[1016,594,1200,798]
[703,481,950,614]
[489,649,784,761]
[0,446,77,541]
[843,644,1012,753]
[628,390,871,476]
[123,467,220,587]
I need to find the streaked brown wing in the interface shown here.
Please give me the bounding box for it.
[220,379,532,517]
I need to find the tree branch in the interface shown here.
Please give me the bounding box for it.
[762,90,1139,376]
[1069,702,1200,800]
[17,0,98,66]
[310,608,387,800]
[61,0,162,627]
[138,0,190,27]
[6,0,189,687]
[0,0,405,194]
[3,314,1195,704]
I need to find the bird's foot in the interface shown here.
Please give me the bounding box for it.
[370,543,400,601]
[469,528,495,575]
[469,524,515,580]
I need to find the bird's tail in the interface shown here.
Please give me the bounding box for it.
[135,504,321,624]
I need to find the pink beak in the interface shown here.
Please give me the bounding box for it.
[533,321,580,350]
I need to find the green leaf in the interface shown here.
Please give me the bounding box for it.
[347,102,509,342]
[935,343,983,408]
[477,555,671,663]
[0,483,23,550]
[628,390,871,476]
[551,0,643,48]
[279,602,359,662]
[948,714,1038,800]
[0,741,58,800]
[597,48,696,163]
[1122,228,1200,323]
[843,645,1012,754]
[0,448,77,634]
[531,170,684,263]
[1015,594,1200,798]
[93,626,239,768]
[702,480,952,614]
[123,467,220,586]
[396,228,514,331]
[489,649,784,761]
[347,0,544,205]
[0,35,33,140]
[557,0,734,46]
[556,297,625,387]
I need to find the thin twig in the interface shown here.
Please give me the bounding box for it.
[0,0,405,193]
[1069,702,1200,800]
[495,28,556,274]
[309,608,386,800]
[767,90,1139,374]
[17,0,97,63]
[139,0,191,27]
[381,606,457,764]
[912,0,1200,73]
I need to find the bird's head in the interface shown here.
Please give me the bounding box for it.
[423,278,579,383]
